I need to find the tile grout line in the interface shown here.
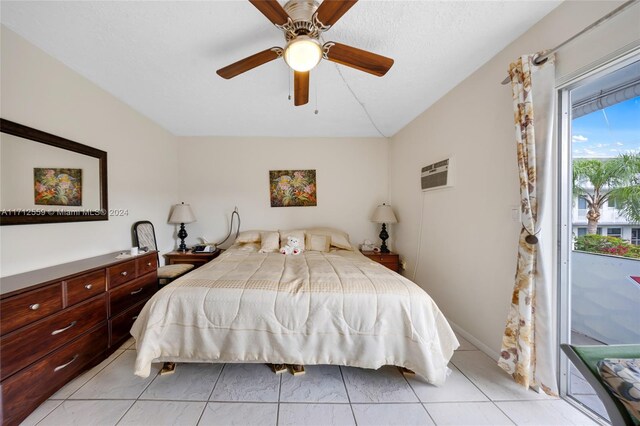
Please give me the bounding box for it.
[55,349,128,401]
[491,401,519,425]
[33,348,588,426]
[193,363,225,426]
[276,369,283,426]
[449,358,563,404]
[36,348,130,425]
[338,366,358,425]
[32,400,64,426]
[112,400,137,426]
[450,351,568,425]
[449,354,501,403]
[196,363,227,425]
[192,401,208,426]
[206,363,226,401]
[115,358,162,425]
[400,369,437,425]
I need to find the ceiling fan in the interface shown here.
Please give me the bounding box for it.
[216,0,394,106]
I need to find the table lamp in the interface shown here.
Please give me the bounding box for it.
[169,202,196,252]
[370,203,398,253]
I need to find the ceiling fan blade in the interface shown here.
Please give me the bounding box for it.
[217,48,282,79]
[294,71,309,106]
[249,0,290,26]
[314,0,358,27]
[323,42,394,77]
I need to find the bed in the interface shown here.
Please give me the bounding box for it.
[131,229,459,385]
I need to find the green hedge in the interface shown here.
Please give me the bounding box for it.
[574,234,640,259]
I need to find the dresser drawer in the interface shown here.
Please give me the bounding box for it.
[369,255,397,263]
[0,294,107,381]
[109,272,156,316]
[0,283,63,336]
[108,260,136,289]
[136,254,157,277]
[379,261,400,272]
[109,299,146,348]
[66,270,106,306]
[0,323,107,426]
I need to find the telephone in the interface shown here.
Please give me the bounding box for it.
[193,244,216,253]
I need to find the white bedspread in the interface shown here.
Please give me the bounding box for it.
[131,247,459,385]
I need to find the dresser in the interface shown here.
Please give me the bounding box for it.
[360,250,400,273]
[0,251,158,426]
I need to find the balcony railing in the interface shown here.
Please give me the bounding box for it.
[572,251,640,344]
[569,250,639,420]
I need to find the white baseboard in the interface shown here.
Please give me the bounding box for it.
[448,320,501,361]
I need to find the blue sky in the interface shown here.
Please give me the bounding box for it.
[572,95,640,158]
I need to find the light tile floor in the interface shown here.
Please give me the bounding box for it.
[21,334,600,426]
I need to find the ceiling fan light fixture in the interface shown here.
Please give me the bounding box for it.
[284,36,322,72]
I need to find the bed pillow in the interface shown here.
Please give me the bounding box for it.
[236,230,265,244]
[598,358,640,422]
[279,230,306,251]
[259,231,280,253]
[306,234,331,252]
[230,242,260,252]
[305,227,353,250]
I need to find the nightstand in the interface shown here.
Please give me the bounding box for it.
[360,250,400,273]
[164,249,221,269]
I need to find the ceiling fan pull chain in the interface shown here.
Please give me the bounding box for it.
[314,72,319,115]
[288,70,292,101]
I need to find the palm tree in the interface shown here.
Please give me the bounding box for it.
[573,153,640,234]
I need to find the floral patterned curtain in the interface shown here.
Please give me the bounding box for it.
[498,54,558,396]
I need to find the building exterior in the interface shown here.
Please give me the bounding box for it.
[572,195,640,244]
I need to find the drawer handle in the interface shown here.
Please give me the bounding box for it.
[84,283,93,290]
[121,271,128,276]
[29,303,40,310]
[54,354,79,372]
[130,288,143,295]
[132,315,139,320]
[51,321,77,335]
[147,262,152,267]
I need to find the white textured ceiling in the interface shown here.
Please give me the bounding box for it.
[1,1,561,137]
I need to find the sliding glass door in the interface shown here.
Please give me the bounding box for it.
[558,54,640,422]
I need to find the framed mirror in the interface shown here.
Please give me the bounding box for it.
[0,119,108,225]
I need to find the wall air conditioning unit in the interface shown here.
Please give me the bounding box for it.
[421,158,454,191]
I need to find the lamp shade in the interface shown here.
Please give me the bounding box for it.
[370,204,398,224]
[169,203,196,224]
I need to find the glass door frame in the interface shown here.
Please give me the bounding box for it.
[556,49,640,418]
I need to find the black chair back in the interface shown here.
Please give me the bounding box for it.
[133,221,159,262]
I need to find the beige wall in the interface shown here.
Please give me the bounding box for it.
[0,26,180,276]
[0,26,389,277]
[389,0,640,356]
[176,136,389,250]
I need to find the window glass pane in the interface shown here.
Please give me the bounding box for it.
[578,197,587,209]
[577,228,587,237]
[632,228,640,245]
[607,198,616,208]
[607,228,622,238]
[596,227,603,235]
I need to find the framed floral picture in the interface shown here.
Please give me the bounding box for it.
[269,170,317,207]
[34,167,83,206]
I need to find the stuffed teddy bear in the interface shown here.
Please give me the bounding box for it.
[280,236,303,255]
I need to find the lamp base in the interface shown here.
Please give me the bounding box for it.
[177,223,188,252]
[379,223,390,253]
